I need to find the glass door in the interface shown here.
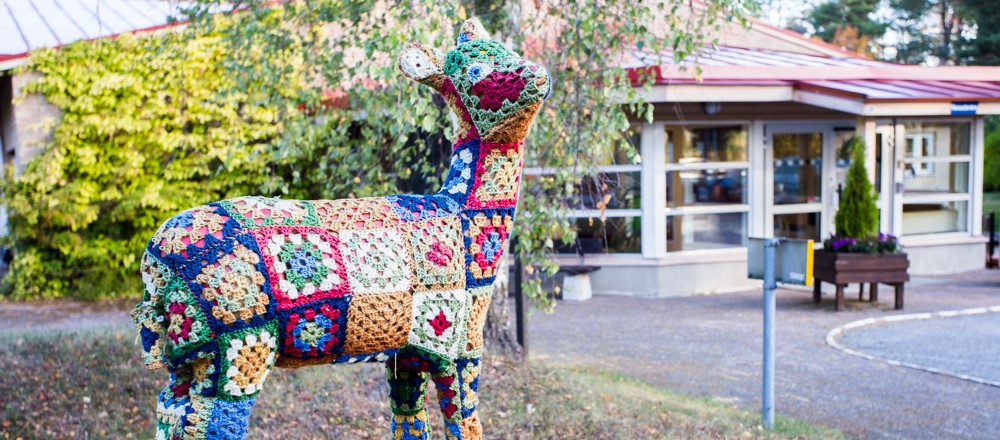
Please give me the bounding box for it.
[766,126,830,241]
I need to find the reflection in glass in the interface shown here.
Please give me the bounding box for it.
[773,133,822,205]
[575,172,641,210]
[666,170,746,207]
[833,129,858,195]
[902,201,968,235]
[902,162,969,194]
[561,216,642,254]
[595,128,642,166]
[902,122,970,156]
[665,126,747,163]
[774,212,821,241]
[523,171,642,211]
[666,213,747,252]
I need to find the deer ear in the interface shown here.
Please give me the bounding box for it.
[457,17,491,45]
[397,43,445,83]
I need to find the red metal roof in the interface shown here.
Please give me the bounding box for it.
[0,0,191,66]
[629,45,1000,103]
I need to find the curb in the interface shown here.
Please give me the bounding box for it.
[826,305,1000,388]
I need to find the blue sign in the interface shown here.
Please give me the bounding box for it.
[951,101,978,115]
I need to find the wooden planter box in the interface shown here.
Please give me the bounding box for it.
[813,250,910,311]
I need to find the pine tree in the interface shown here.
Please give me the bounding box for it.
[835,137,880,238]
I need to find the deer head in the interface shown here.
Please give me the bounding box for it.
[397,17,551,145]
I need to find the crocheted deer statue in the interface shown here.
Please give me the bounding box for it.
[132,17,549,440]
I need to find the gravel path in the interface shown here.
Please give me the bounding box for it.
[529,270,1000,440]
[0,299,133,335]
[837,311,1000,385]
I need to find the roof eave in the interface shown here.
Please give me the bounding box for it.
[0,22,187,73]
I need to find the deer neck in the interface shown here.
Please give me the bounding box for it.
[437,137,524,211]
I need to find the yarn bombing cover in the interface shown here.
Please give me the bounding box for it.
[131,17,550,440]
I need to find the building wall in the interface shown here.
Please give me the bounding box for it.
[901,236,988,275]
[0,73,13,165]
[551,107,989,298]
[587,262,759,297]
[8,71,61,174]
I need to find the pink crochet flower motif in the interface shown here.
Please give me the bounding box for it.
[426,241,454,267]
[428,311,452,336]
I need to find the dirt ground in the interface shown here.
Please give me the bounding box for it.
[3,270,998,439]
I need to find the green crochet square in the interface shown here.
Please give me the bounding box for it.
[161,276,212,359]
[408,289,468,359]
[219,196,320,229]
[218,321,279,401]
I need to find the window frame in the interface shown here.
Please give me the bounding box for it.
[894,120,975,236]
[662,123,752,252]
[525,126,645,255]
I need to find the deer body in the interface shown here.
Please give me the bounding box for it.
[132,18,549,440]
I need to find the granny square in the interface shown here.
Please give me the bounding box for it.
[457,357,481,419]
[191,241,271,328]
[339,228,412,295]
[219,196,319,229]
[466,142,522,208]
[462,208,514,288]
[438,140,481,205]
[218,321,279,401]
[161,275,212,358]
[386,194,462,221]
[140,250,170,303]
[206,398,255,440]
[152,204,238,260]
[276,297,350,366]
[343,291,412,355]
[463,286,492,356]
[312,197,400,232]
[408,216,465,291]
[409,289,468,358]
[252,226,349,310]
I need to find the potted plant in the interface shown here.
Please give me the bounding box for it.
[813,137,909,311]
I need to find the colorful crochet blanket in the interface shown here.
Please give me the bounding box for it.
[132,17,550,440]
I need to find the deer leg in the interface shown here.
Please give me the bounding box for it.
[155,352,223,440]
[387,366,433,440]
[432,358,483,440]
[203,326,279,439]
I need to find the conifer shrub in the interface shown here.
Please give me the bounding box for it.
[825,137,900,253]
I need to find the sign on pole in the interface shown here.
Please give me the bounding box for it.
[747,237,814,430]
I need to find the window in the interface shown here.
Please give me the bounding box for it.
[568,128,642,253]
[664,125,749,251]
[905,133,935,176]
[526,127,643,254]
[900,122,972,235]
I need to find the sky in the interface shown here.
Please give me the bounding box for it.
[759,0,824,29]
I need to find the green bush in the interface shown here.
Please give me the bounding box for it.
[0,32,287,299]
[0,17,452,300]
[985,116,1000,192]
[834,137,879,238]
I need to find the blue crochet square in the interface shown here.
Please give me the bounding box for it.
[206,398,255,440]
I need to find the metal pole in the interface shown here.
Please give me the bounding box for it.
[762,238,779,430]
[512,237,527,362]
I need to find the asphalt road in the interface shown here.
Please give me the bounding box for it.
[528,270,1000,440]
[838,312,1000,385]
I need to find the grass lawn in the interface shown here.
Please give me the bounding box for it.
[985,192,1000,219]
[0,328,846,439]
